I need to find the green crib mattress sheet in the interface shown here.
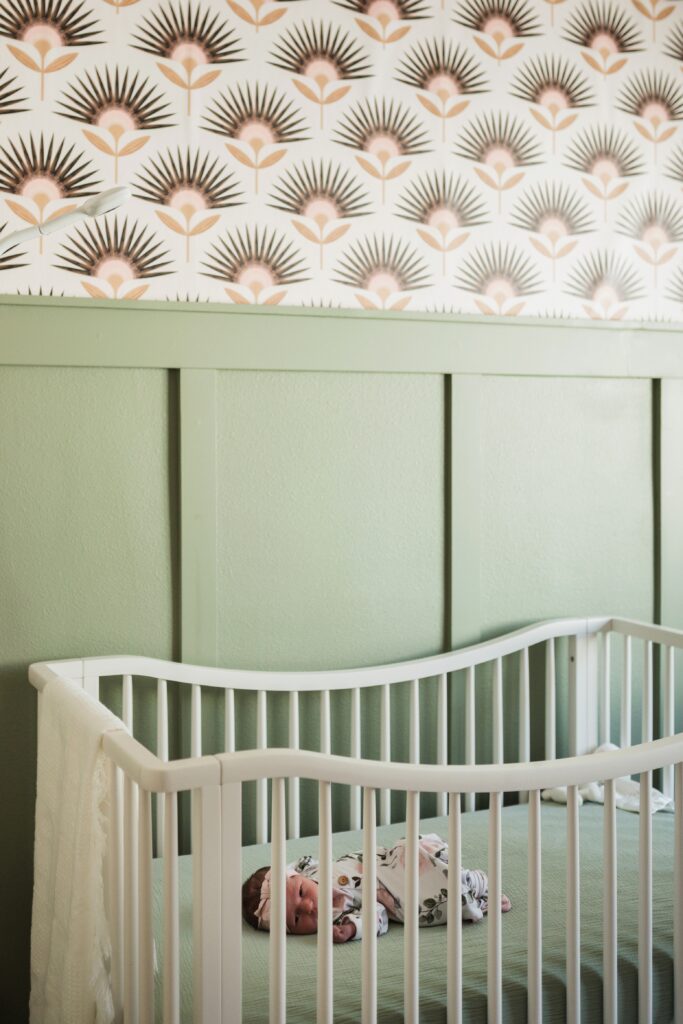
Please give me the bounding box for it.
[153,802,676,1023]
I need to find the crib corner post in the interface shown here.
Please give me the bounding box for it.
[568,629,599,756]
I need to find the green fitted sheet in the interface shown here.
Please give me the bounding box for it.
[153,803,676,1023]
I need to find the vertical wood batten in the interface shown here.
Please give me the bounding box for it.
[317,781,333,1024]
[447,794,462,1024]
[380,683,391,825]
[156,679,168,857]
[518,648,530,805]
[163,792,180,1024]
[545,639,556,761]
[639,773,653,1024]
[566,785,580,1024]
[675,762,683,1024]
[527,789,542,1024]
[603,779,617,1024]
[436,673,448,816]
[270,778,286,1024]
[362,788,377,1024]
[405,790,420,1024]
[257,691,268,844]
[222,783,242,1024]
[488,791,502,1024]
[288,691,300,839]
[622,635,632,749]
[465,666,476,813]
[179,368,218,667]
[138,788,154,1024]
[351,688,361,830]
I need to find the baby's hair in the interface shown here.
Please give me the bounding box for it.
[242,865,270,930]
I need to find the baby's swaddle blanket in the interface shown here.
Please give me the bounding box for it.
[30,674,121,1024]
[541,742,673,813]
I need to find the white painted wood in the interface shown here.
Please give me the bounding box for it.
[518,648,530,805]
[362,787,377,1024]
[410,678,420,764]
[675,762,683,1024]
[191,683,202,758]
[269,778,286,1024]
[221,782,242,1024]
[493,658,503,765]
[380,683,391,825]
[600,631,611,746]
[138,788,154,1024]
[436,673,448,816]
[257,690,268,845]
[639,773,653,1024]
[643,642,653,744]
[664,648,675,799]
[320,690,331,755]
[107,760,124,1020]
[566,785,580,1024]
[351,687,362,831]
[405,790,419,1024]
[487,791,502,1024]
[527,789,542,1024]
[568,632,599,756]
[447,793,462,1024]
[317,781,333,1024]
[622,635,632,749]
[225,688,235,754]
[84,673,99,699]
[123,774,139,1024]
[192,785,222,1024]
[603,778,617,1024]
[465,665,476,813]
[156,678,168,857]
[123,673,133,731]
[288,691,300,839]
[545,639,556,761]
[163,792,180,1024]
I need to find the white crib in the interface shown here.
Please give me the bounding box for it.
[29,616,683,1024]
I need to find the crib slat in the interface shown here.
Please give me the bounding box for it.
[621,635,632,748]
[447,793,462,1024]
[225,687,235,754]
[545,639,556,761]
[465,666,476,813]
[488,791,502,1024]
[639,772,653,1024]
[528,789,542,1024]
[566,785,580,1024]
[138,788,154,1024]
[320,690,331,755]
[156,679,168,857]
[643,642,653,744]
[191,683,202,758]
[380,683,391,825]
[436,674,448,817]
[108,760,124,1019]
[123,775,139,1024]
[675,762,683,1024]
[163,792,180,1024]
[410,678,420,764]
[351,688,362,830]
[257,691,268,844]
[123,673,133,730]
[222,782,242,1024]
[405,790,420,1024]
[192,785,222,1024]
[603,778,618,1024]
[317,780,333,1024]
[519,649,530,805]
[362,787,377,1024]
[493,658,503,765]
[270,778,287,1024]
[288,691,300,839]
[600,632,611,746]
[664,649,675,799]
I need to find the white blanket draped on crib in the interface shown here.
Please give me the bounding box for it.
[541,742,674,814]
[30,675,121,1024]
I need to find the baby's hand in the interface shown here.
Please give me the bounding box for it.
[332,922,356,943]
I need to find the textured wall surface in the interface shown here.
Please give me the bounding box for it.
[1,0,683,320]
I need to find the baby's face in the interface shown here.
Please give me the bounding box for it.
[286,872,318,934]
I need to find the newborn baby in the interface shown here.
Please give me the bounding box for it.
[242,833,512,943]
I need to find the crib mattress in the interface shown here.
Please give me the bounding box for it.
[153,802,676,1024]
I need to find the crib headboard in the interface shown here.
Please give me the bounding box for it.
[3,294,683,1017]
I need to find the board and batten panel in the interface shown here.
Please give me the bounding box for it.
[0,367,175,1023]
[451,376,654,768]
[214,371,446,837]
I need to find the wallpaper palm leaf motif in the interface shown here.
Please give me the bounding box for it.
[0,0,682,320]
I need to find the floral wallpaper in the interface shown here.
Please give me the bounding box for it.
[1,0,683,320]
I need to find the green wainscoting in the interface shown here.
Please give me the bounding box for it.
[0,295,682,1021]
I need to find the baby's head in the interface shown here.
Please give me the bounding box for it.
[242,866,319,935]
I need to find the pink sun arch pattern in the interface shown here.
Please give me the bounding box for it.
[0,0,682,320]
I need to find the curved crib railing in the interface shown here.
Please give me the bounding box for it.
[29,616,683,1024]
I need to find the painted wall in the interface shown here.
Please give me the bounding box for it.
[1,0,683,320]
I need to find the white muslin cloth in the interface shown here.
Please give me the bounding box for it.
[30,674,123,1024]
[541,742,674,814]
